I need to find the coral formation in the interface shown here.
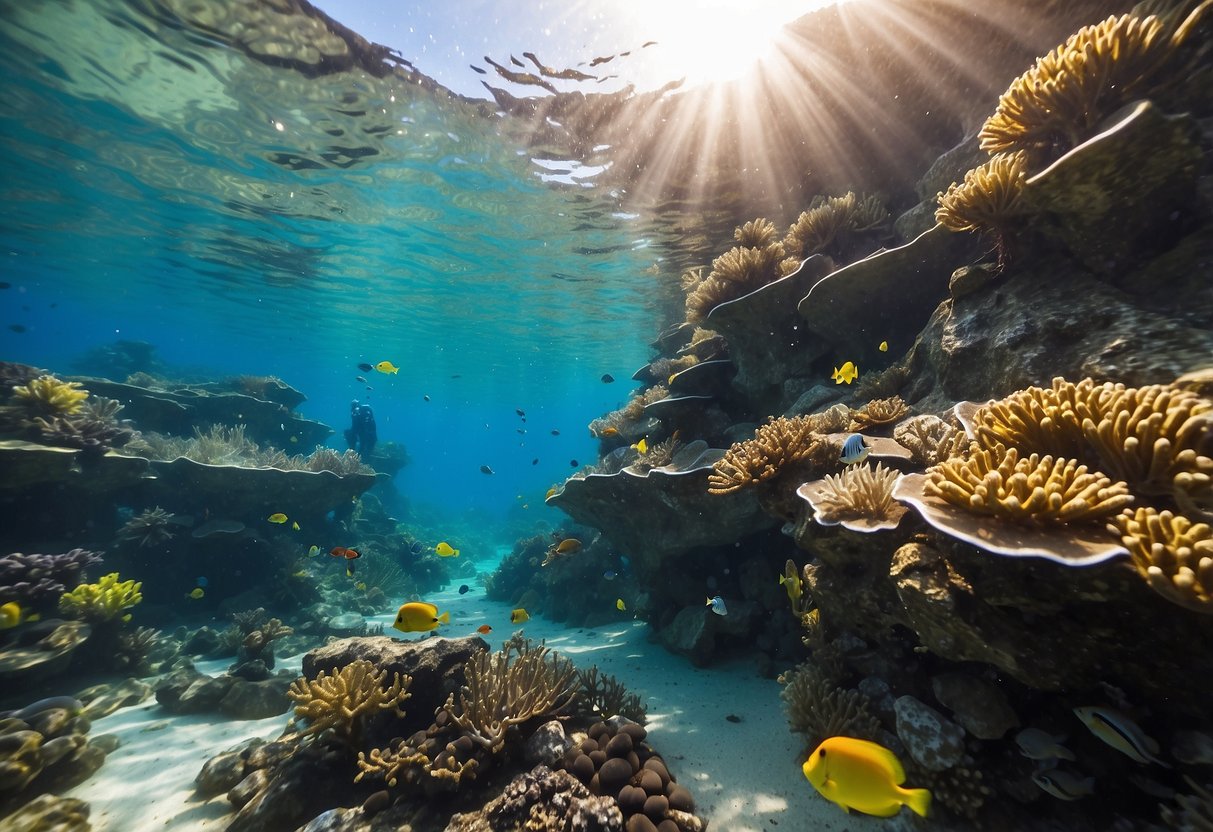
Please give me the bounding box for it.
[894,415,970,467]
[9,375,89,417]
[935,151,1028,235]
[56,572,142,623]
[848,395,910,431]
[798,462,908,532]
[778,663,882,748]
[123,424,374,474]
[924,445,1134,524]
[708,415,834,495]
[444,639,577,753]
[783,191,890,259]
[575,666,647,724]
[116,507,180,548]
[286,659,410,744]
[978,8,1210,164]
[1111,507,1213,612]
[683,217,799,323]
[0,550,103,608]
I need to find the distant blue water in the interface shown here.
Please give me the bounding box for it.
[0,0,665,534]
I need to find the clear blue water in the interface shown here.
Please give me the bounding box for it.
[0,0,666,529]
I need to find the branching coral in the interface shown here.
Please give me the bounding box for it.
[734,217,780,248]
[58,572,142,622]
[783,191,889,259]
[0,549,103,607]
[31,413,133,454]
[117,507,180,548]
[849,396,910,431]
[799,462,908,532]
[978,8,1210,164]
[445,639,577,753]
[778,663,881,747]
[708,415,833,495]
[10,375,89,416]
[686,241,794,323]
[925,446,1134,525]
[287,659,410,745]
[576,666,647,724]
[935,152,1028,236]
[1111,507,1213,612]
[894,415,971,467]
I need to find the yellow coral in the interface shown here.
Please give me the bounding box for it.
[734,217,780,248]
[935,152,1027,234]
[1111,507,1213,612]
[58,572,142,622]
[287,659,410,744]
[894,414,971,467]
[800,462,908,532]
[709,415,831,495]
[12,375,89,416]
[925,445,1134,525]
[849,396,911,431]
[978,9,1208,163]
[783,192,889,259]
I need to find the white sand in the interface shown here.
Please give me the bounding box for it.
[65,577,882,831]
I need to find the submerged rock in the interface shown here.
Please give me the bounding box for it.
[446,765,623,832]
[894,695,965,772]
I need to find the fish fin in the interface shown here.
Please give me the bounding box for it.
[454,549,460,557]
[437,611,451,624]
[418,602,439,616]
[856,741,908,783]
[903,786,932,818]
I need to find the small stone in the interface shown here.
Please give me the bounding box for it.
[361,789,391,815]
[228,767,270,809]
[524,719,571,767]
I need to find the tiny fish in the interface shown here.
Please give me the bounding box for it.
[423,394,431,401]
[569,459,579,467]
[517,428,526,435]
[267,513,288,524]
[840,434,870,465]
[346,563,356,577]
[436,542,460,557]
[632,438,648,454]
[879,340,888,352]
[598,426,619,437]
[354,581,367,591]
[477,624,493,634]
[510,608,530,624]
[1074,706,1166,766]
[551,429,560,436]
[832,361,859,385]
[291,521,300,531]
[330,546,361,560]
[480,465,495,475]
[308,545,320,557]
[375,360,399,374]
[603,570,617,581]
[516,409,526,417]
[356,376,368,383]
[779,566,802,609]
[803,736,931,818]
[706,595,728,616]
[196,576,208,587]
[616,598,626,611]
[601,374,614,383]
[9,324,26,333]
[545,487,559,499]
[532,458,539,465]
[458,584,470,595]
[1033,770,1095,801]
[289,436,298,443]
[1016,728,1076,761]
[553,538,582,555]
[357,363,374,372]
[410,541,425,555]
[186,587,204,600]
[393,601,450,633]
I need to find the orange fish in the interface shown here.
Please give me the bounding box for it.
[476,624,493,634]
[329,547,361,560]
[598,426,619,437]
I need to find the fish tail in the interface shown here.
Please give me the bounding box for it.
[438,611,451,624]
[903,787,931,818]
[453,549,461,557]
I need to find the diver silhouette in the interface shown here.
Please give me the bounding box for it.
[345,399,377,456]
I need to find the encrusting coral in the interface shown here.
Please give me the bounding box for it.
[924,445,1134,525]
[935,151,1028,237]
[977,7,1211,165]
[444,638,577,753]
[286,659,410,745]
[708,415,834,495]
[1111,507,1213,612]
[798,462,909,532]
[58,572,142,622]
[849,396,910,432]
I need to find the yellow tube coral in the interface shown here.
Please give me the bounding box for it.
[11,375,89,416]
[287,659,410,744]
[58,572,142,622]
[1111,507,1213,612]
[935,152,1027,235]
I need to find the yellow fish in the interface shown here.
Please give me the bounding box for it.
[291,521,300,531]
[307,545,320,558]
[393,601,450,633]
[553,538,582,555]
[375,360,399,374]
[803,736,931,818]
[267,513,288,524]
[510,608,530,624]
[779,562,802,610]
[831,361,859,385]
[545,487,559,500]
[0,601,24,630]
[186,587,204,600]
[879,340,888,352]
[616,598,626,611]
[435,542,460,557]
[633,438,648,454]
[354,581,367,592]
[291,570,310,579]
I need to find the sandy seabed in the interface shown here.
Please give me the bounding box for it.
[65,573,883,832]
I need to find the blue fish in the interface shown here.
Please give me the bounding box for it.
[409,541,424,555]
[840,434,870,465]
[196,576,208,588]
[603,570,617,581]
[705,595,728,616]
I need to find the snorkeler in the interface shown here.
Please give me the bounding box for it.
[344,399,377,456]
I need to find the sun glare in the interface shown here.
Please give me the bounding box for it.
[625,0,845,89]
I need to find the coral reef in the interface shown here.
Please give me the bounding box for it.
[707,416,833,495]
[778,662,882,748]
[57,572,143,623]
[935,151,1028,236]
[684,221,795,323]
[9,376,89,417]
[797,462,908,532]
[848,395,910,432]
[286,659,410,745]
[575,666,647,724]
[0,550,103,608]
[894,414,970,467]
[445,639,577,753]
[1111,507,1213,612]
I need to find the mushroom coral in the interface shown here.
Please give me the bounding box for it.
[57,572,142,622]
[797,462,908,532]
[1111,507,1213,612]
[286,659,410,745]
[977,6,1210,165]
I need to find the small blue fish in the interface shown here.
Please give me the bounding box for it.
[705,595,728,616]
[603,570,617,581]
[840,434,870,465]
[410,541,424,555]
[458,584,470,595]
[196,576,208,588]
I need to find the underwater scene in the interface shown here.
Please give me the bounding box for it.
[1,0,1211,829]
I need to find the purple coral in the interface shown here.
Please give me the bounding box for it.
[0,548,104,607]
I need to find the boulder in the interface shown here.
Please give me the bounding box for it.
[930,672,1019,741]
[893,695,965,772]
[219,677,292,720]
